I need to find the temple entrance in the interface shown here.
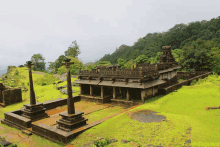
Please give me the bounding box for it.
[81,84,90,95]
[93,85,101,97]
[129,88,141,101]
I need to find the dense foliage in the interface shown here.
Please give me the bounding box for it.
[98,16,220,73]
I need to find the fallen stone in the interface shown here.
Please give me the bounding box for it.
[0,140,12,146]
[83,141,94,147]
[60,89,75,94]
[110,138,118,143]
[121,139,129,144]
[130,141,140,147]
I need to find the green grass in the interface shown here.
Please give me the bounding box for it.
[1,67,220,147]
[68,74,220,147]
[57,77,77,87]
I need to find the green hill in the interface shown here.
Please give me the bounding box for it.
[99,16,220,65]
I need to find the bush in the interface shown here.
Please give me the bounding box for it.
[14,70,19,76]
[93,137,111,147]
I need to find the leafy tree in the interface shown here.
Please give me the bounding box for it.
[31,53,46,71]
[117,58,126,69]
[134,54,149,64]
[64,40,81,58]
[171,49,183,63]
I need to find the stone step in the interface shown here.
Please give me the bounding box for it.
[22,129,32,136]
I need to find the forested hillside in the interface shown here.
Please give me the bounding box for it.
[99,16,220,71]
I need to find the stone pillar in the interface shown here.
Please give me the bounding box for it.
[101,86,104,98]
[27,61,36,105]
[90,85,93,96]
[113,87,116,99]
[153,87,155,96]
[61,59,75,114]
[57,58,88,132]
[80,84,83,95]
[141,89,146,103]
[126,88,130,101]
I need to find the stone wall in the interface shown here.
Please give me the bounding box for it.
[0,83,4,103]
[43,96,81,111]
[2,88,22,105]
[162,71,212,94]
[177,71,210,80]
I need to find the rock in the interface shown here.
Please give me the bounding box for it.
[110,138,118,143]
[0,141,12,146]
[130,141,140,147]
[60,89,75,94]
[59,73,67,81]
[121,139,129,144]
[145,144,154,147]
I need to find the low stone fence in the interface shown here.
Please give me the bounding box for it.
[43,96,81,111]
[161,71,213,94]
[177,71,210,80]
[1,88,22,107]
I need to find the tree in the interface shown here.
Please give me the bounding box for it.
[134,54,149,64]
[31,53,46,71]
[171,49,183,63]
[64,40,81,58]
[117,58,126,69]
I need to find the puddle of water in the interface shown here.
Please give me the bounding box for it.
[130,110,166,123]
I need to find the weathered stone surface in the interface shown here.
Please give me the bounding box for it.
[0,140,12,146]
[60,89,75,94]
[121,139,129,143]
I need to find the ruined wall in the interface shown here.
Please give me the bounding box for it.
[0,83,4,103]
[177,71,210,80]
[146,88,153,96]
[2,88,22,105]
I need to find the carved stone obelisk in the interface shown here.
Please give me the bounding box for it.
[56,58,88,132]
[21,61,49,121]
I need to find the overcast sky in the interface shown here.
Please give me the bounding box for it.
[0,0,220,70]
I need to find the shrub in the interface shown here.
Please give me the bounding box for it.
[93,137,111,147]
[14,70,19,76]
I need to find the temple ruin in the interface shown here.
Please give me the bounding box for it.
[76,46,181,105]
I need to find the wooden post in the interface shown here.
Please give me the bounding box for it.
[113,87,116,99]
[90,85,93,96]
[101,86,104,98]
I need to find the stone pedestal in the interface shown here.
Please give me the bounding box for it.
[56,110,88,132]
[21,102,49,121]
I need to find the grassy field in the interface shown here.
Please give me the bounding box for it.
[0,67,220,146]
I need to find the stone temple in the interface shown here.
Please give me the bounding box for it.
[76,46,181,105]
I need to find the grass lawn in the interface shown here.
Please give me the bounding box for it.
[1,67,220,147]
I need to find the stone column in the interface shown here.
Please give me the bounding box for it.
[27,61,36,105]
[141,89,146,103]
[80,84,83,95]
[101,86,104,98]
[153,87,155,96]
[61,59,75,114]
[126,88,130,101]
[113,87,116,99]
[90,85,93,96]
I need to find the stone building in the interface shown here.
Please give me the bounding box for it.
[76,46,181,104]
